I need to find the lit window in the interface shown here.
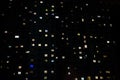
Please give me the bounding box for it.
[20,45,24,48]
[84,44,88,48]
[51,54,54,57]
[95,76,98,79]
[44,54,48,57]
[51,49,55,52]
[100,76,104,79]
[97,15,101,18]
[51,70,54,74]
[32,43,35,46]
[81,77,85,80]
[15,35,20,38]
[45,34,48,37]
[110,24,112,27]
[4,30,8,33]
[81,18,84,22]
[39,29,42,32]
[38,44,41,47]
[55,16,59,19]
[25,6,28,9]
[18,71,22,75]
[44,76,47,79]
[106,71,110,74]
[39,16,43,19]
[93,60,96,63]
[68,72,71,75]
[40,1,43,4]
[79,56,83,59]
[75,77,78,80]
[45,29,48,33]
[107,41,110,44]
[55,56,58,59]
[78,46,81,49]
[61,37,64,40]
[33,12,37,15]
[18,66,22,69]
[44,70,48,74]
[51,5,55,8]
[51,34,54,37]
[25,51,30,54]
[6,61,10,63]
[62,56,65,59]
[51,59,55,63]
[44,44,48,47]
[67,66,70,70]
[87,76,91,80]
[79,51,82,54]
[92,18,95,22]
[77,33,80,36]
[85,3,88,6]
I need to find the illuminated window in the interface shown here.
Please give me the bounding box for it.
[93,60,96,63]
[18,71,22,75]
[32,43,35,46]
[62,56,65,59]
[25,51,30,54]
[39,16,43,19]
[95,76,98,79]
[39,29,42,32]
[44,70,48,74]
[40,1,43,4]
[44,54,48,57]
[77,33,80,36]
[51,70,54,74]
[81,77,85,80]
[44,76,47,80]
[18,66,22,69]
[84,44,88,48]
[4,30,8,33]
[44,44,48,47]
[107,40,110,44]
[55,16,59,19]
[15,35,20,38]
[79,56,83,59]
[68,72,71,75]
[38,43,42,47]
[75,77,78,80]
[81,18,84,22]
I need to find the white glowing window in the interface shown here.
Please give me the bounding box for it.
[51,34,54,37]
[110,24,112,27]
[85,3,88,6]
[55,56,58,59]
[15,35,20,38]
[32,43,35,46]
[107,41,110,44]
[33,12,37,15]
[45,34,48,37]
[51,49,55,52]
[4,30,8,33]
[32,38,35,42]
[25,51,30,54]
[39,29,42,32]
[51,5,55,8]
[97,15,101,18]
[75,78,78,80]
[51,60,55,63]
[77,33,80,36]
[44,54,48,57]
[20,45,24,48]
[51,54,54,57]
[81,18,84,22]
[38,44,42,47]
[78,46,82,49]
[100,76,103,79]
[18,71,21,75]
[79,51,82,54]
[62,56,65,59]
[68,72,71,75]
[6,61,9,63]
[39,16,43,19]
[18,66,22,69]
[44,44,48,47]
[51,70,54,74]
[45,29,48,33]
[44,76,47,79]
[95,76,98,79]
[84,44,88,48]
[92,18,95,22]
[25,6,28,9]
[55,16,59,19]
[67,66,70,69]
[40,1,43,4]
[81,77,85,80]
[98,60,101,63]
[93,60,96,63]
[44,70,48,74]
[25,78,28,80]
[79,56,83,59]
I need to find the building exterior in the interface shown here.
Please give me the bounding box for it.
[0,0,118,80]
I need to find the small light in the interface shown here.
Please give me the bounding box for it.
[20,45,24,48]
[51,49,55,52]
[25,6,28,9]
[55,16,59,19]
[45,34,48,37]
[75,77,78,80]
[67,66,70,70]
[51,5,55,8]
[6,61,10,63]
[95,76,98,79]
[100,76,104,79]
[55,56,58,59]
[97,15,101,18]
[79,56,83,59]
[29,64,34,69]
[62,56,65,59]
[39,16,43,19]
[92,18,95,22]
[33,12,37,15]
[51,54,54,57]
[51,70,54,74]
[68,72,71,75]
[93,60,96,63]
[40,1,43,4]
[44,44,48,47]
[18,71,22,75]
[44,54,48,57]
[4,30,8,33]
[77,33,80,36]
[51,34,54,37]
[84,44,88,48]
[32,43,35,46]
[51,60,55,63]
[39,29,42,32]
[25,51,30,54]
[81,77,85,80]
[78,46,82,49]
[15,35,20,38]
[38,44,42,47]
[81,18,84,22]
[45,29,48,33]
[18,66,22,69]
[85,3,88,6]
[107,41,110,44]
[44,76,47,79]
